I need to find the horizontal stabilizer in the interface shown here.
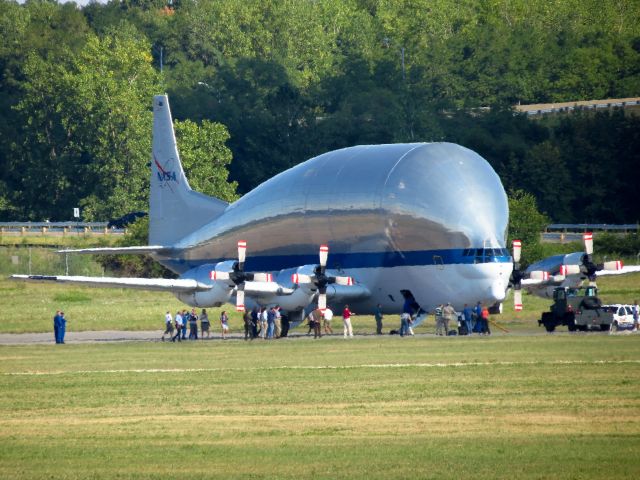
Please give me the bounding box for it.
[10,274,209,293]
[57,246,170,255]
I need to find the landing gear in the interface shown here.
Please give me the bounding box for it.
[544,323,556,332]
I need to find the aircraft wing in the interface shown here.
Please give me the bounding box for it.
[520,277,551,286]
[241,281,369,299]
[57,246,170,255]
[10,274,210,293]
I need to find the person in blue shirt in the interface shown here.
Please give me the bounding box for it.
[472,302,482,333]
[401,299,415,337]
[181,309,189,339]
[53,310,61,344]
[462,304,473,335]
[266,307,276,339]
[58,311,67,344]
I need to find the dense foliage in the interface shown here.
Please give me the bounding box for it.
[1,0,639,223]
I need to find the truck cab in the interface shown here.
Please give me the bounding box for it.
[539,286,612,332]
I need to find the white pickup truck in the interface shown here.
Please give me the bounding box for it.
[602,305,636,331]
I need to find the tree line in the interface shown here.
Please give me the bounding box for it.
[0,0,638,224]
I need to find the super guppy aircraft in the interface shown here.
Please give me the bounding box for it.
[13,95,525,326]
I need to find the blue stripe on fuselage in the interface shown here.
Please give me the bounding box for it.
[164,249,512,273]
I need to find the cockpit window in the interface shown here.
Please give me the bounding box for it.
[466,247,509,263]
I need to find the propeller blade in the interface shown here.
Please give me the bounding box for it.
[552,274,566,282]
[318,292,327,311]
[514,290,523,311]
[334,276,353,286]
[292,273,314,284]
[253,273,273,282]
[528,271,549,281]
[319,244,328,269]
[583,233,593,255]
[236,288,245,312]
[237,240,247,267]
[512,240,522,263]
[210,271,230,281]
[602,260,623,271]
[560,265,581,276]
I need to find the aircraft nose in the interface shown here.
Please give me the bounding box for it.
[490,280,506,302]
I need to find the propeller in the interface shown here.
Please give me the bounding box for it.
[579,232,623,286]
[209,240,273,312]
[509,239,549,311]
[291,244,353,311]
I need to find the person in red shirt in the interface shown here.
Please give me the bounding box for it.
[342,304,354,338]
[481,305,491,335]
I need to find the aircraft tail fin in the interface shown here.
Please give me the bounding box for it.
[149,95,228,245]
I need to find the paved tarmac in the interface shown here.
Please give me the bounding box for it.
[1,328,634,345]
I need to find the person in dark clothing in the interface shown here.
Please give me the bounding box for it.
[280,312,290,337]
[188,308,198,340]
[309,309,323,338]
[374,304,384,334]
[58,311,67,344]
[243,310,253,340]
[53,310,61,344]
[250,307,259,338]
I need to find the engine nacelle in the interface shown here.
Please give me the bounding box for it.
[174,264,234,307]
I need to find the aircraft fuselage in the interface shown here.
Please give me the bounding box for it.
[155,142,512,314]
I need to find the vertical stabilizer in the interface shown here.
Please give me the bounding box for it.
[150,95,228,245]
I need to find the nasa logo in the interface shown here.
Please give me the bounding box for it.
[156,171,177,182]
[153,155,178,186]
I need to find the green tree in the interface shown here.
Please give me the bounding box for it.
[174,119,238,202]
[13,25,161,220]
[508,189,549,266]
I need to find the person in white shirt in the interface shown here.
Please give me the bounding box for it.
[172,311,183,342]
[323,307,334,334]
[260,307,268,339]
[220,311,229,339]
[161,311,174,341]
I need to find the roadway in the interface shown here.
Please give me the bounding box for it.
[1,329,634,345]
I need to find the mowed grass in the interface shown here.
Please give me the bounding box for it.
[1,273,640,334]
[0,336,639,479]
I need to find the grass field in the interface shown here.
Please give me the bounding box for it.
[1,272,639,334]
[0,335,639,479]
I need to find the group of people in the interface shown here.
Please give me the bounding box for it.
[306,304,354,338]
[162,308,211,342]
[433,302,491,336]
[52,310,67,344]
[162,305,289,342]
[158,301,495,341]
[160,304,360,341]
